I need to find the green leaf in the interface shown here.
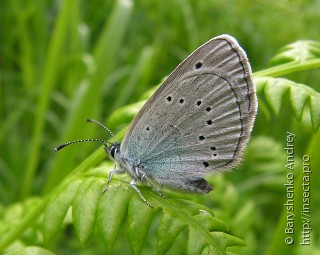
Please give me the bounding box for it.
[153,194,244,255]
[72,177,104,245]
[157,211,187,255]
[270,40,320,65]
[289,86,308,121]
[255,77,320,131]
[43,179,83,243]
[188,228,208,255]
[185,209,242,255]
[97,182,133,252]
[193,212,229,233]
[210,232,246,251]
[263,78,289,114]
[310,95,320,131]
[127,196,159,255]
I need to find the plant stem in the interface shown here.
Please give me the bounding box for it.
[254,59,320,78]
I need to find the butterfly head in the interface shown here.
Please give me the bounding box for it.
[105,142,121,160]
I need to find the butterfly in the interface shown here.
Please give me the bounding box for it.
[55,34,257,207]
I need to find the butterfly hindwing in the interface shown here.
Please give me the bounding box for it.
[120,35,257,191]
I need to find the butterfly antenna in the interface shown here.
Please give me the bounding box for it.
[86,119,119,143]
[54,138,109,152]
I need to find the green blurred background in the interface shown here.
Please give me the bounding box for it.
[1,0,319,254]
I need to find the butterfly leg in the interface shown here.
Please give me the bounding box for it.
[141,174,167,199]
[130,179,152,207]
[101,167,125,193]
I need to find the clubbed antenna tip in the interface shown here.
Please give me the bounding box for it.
[54,144,67,152]
[54,138,107,152]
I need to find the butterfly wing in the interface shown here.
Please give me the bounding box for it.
[120,35,257,192]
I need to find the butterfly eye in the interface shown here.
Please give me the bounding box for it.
[110,146,117,158]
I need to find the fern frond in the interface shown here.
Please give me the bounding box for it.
[255,77,320,131]
[269,40,320,65]
[41,164,245,254]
